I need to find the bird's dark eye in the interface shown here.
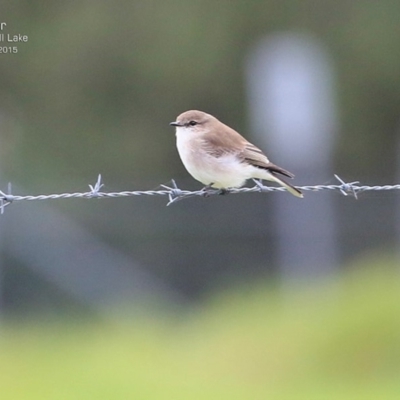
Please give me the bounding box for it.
[189,120,197,126]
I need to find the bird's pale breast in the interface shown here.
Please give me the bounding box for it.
[176,128,251,188]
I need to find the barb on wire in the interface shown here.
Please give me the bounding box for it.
[0,182,14,214]
[160,179,185,206]
[333,174,359,198]
[88,174,104,198]
[0,174,400,214]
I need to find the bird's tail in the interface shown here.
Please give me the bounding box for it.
[268,174,303,198]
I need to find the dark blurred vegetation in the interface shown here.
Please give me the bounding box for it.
[1,0,400,303]
[1,0,400,188]
[1,264,400,400]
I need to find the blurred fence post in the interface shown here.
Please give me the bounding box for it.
[246,33,339,279]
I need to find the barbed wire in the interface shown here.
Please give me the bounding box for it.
[0,174,399,214]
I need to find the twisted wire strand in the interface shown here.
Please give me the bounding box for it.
[0,174,398,213]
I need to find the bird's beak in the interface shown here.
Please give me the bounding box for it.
[169,121,182,127]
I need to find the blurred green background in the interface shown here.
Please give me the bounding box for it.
[1,263,400,399]
[1,0,400,398]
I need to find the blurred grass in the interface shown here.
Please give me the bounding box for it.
[1,259,400,400]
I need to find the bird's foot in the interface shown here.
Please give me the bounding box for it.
[200,184,231,197]
[201,183,215,197]
[216,188,230,195]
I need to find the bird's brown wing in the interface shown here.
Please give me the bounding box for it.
[241,143,295,179]
[201,124,295,179]
[200,123,248,157]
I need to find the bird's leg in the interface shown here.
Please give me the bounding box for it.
[201,183,215,197]
[216,188,230,195]
[200,184,231,197]
[203,183,214,191]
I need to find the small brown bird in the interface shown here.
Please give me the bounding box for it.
[170,110,303,198]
